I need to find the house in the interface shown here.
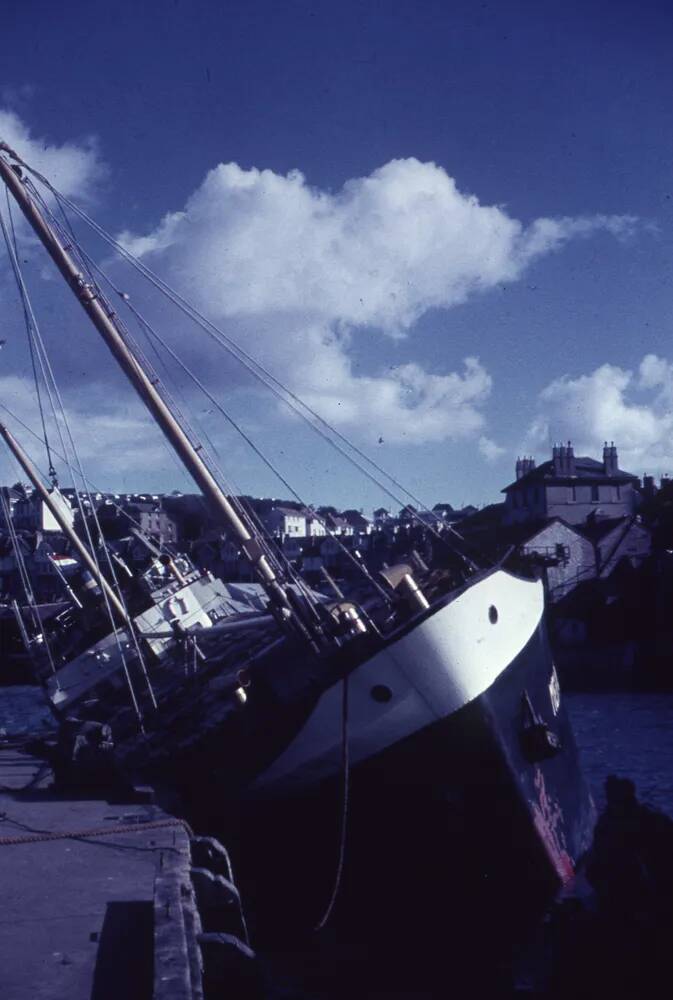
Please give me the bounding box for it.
[583,514,652,579]
[0,531,73,602]
[305,513,327,537]
[340,509,372,534]
[517,511,652,605]
[458,503,506,554]
[262,506,308,539]
[502,443,640,526]
[12,488,75,533]
[432,503,456,523]
[321,513,354,536]
[415,510,444,531]
[519,519,596,603]
[121,502,178,545]
[161,493,213,541]
[373,507,390,526]
[398,505,418,524]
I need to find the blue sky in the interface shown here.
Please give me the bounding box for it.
[1,0,672,512]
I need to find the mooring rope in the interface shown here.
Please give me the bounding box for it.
[315,673,350,930]
[0,815,194,847]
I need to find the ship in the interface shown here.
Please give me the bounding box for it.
[0,139,595,976]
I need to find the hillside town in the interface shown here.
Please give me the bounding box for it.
[2,440,673,688]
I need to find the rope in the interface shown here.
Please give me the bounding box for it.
[315,673,350,930]
[0,816,193,847]
[6,150,482,609]
[4,191,57,483]
[7,144,473,564]
[0,403,174,554]
[0,199,148,720]
[0,487,60,681]
[37,186,435,597]
[106,283,389,599]
[27,183,292,590]
[24,171,477,563]
[0,808,253,944]
[0,202,74,488]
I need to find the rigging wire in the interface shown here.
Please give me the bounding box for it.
[71,242,390,600]
[129,303,392,600]
[45,189,223,530]
[24,186,298,589]
[0,484,60,683]
[0,211,152,719]
[21,181,331,645]
[6,150,483,594]
[0,204,72,486]
[21,170,476,564]
[0,401,175,554]
[6,147,428,540]
[22,183,289,596]
[5,181,274,591]
[5,190,57,484]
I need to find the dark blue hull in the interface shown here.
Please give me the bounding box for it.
[234,614,595,966]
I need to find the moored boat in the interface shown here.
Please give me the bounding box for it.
[0,139,595,952]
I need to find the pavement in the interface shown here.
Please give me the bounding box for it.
[0,744,192,1000]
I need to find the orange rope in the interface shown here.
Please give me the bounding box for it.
[0,816,193,847]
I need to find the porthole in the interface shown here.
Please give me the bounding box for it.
[488,605,498,624]
[371,684,393,703]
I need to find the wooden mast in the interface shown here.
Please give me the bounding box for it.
[0,143,292,615]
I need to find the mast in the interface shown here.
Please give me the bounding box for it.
[0,143,291,614]
[0,417,129,626]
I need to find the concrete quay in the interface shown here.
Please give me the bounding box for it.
[0,744,231,1000]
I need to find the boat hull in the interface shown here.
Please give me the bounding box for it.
[236,571,595,955]
[37,564,595,963]
[253,568,551,792]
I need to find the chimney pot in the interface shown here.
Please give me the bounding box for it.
[567,441,576,474]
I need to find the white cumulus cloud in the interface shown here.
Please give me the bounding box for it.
[0,110,105,309]
[0,109,103,204]
[0,375,167,483]
[117,157,635,448]
[525,355,673,475]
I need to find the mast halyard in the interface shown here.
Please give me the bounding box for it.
[0,142,297,622]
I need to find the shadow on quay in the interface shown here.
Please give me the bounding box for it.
[90,901,154,1000]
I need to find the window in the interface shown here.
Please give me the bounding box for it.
[591,485,599,502]
[616,485,621,500]
[570,485,576,502]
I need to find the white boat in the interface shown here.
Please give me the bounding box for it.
[0,140,595,956]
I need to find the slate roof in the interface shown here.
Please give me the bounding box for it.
[578,515,633,543]
[502,457,639,493]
